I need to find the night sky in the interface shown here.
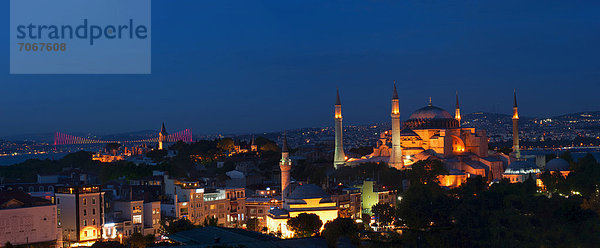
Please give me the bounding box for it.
[1,0,599,137]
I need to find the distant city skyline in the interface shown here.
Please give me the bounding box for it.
[1,0,599,137]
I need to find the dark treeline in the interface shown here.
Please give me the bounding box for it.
[0,137,280,184]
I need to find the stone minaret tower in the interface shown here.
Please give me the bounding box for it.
[250,135,257,152]
[159,122,168,150]
[280,133,292,202]
[333,89,346,169]
[455,91,461,127]
[389,82,404,169]
[512,90,520,158]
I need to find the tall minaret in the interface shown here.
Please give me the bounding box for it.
[280,133,292,202]
[250,135,257,152]
[512,90,520,158]
[389,82,404,169]
[455,91,461,127]
[159,122,168,150]
[333,89,346,169]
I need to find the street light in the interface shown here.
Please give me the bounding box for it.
[118,234,123,244]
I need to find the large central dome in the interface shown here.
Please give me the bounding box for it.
[404,105,459,129]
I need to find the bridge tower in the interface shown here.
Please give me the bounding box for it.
[159,122,168,150]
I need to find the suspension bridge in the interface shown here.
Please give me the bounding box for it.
[53,128,193,146]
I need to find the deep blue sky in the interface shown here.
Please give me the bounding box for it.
[1,0,599,137]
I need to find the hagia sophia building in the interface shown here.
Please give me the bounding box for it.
[264,84,558,236]
[337,82,533,188]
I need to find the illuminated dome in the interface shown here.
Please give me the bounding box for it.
[505,160,540,175]
[404,105,459,129]
[546,158,570,171]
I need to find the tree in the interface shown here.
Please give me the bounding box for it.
[217,138,235,152]
[349,146,374,157]
[90,241,124,248]
[105,142,122,154]
[161,218,197,235]
[4,242,14,248]
[146,149,168,162]
[254,136,279,152]
[397,183,452,229]
[371,203,395,227]
[540,171,568,196]
[322,218,361,247]
[203,216,219,227]
[246,218,260,232]
[287,213,323,238]
[126,233,155,248]
[560,151,574,164]
[409,160,448,185]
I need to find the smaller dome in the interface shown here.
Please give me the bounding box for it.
[288,184,330,199]
[505,160,540,175]
[546,158,570,171]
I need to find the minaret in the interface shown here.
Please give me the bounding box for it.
[333,89,346,169]
[250,135,257,152]
[455,91,461,127]
[512,90,520,158]
[389,81,404,169]
[280,133,292,202]
[159,122,168,150]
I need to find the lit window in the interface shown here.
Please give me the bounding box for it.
[83,220,87,226]
[133,215,142,224]
[83,198,87,205]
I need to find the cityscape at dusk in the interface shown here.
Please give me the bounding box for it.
[2,1,600,248]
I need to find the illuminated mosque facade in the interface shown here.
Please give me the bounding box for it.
[341,83,509,187]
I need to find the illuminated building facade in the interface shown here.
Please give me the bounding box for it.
[266,184,338,238]
[348,93,492,187]
[55,186,105,246]
[162,185,246,228]
[109,200,161,238]
[0,191,57,246]
[246,197,281,230]
[355,180,396,215]
[330,187,362,219]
